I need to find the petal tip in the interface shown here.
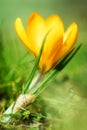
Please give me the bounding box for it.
[71,22,78,33]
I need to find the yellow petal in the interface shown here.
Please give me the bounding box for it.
[58,22,78,59]
[64,22,78,43]
[15,18,30,49]
[44,15,64,57]
[27,13,46,55]
[39,15,64,72]
[39,38,63,72]
[63,22,78,54]
[46,15,64,33]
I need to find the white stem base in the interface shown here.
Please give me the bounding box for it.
[1,94,35,123]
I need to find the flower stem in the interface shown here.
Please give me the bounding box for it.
[30,69,58,96]
[27,72,44,93]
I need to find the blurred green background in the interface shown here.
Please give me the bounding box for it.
[0,0,87,130]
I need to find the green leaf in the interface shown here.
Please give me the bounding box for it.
[55,43,82,71]
[23,35,47,94]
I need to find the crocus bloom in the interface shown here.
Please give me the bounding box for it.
[15,13,78,73]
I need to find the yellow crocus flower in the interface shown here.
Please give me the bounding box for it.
[15,13,78,73]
